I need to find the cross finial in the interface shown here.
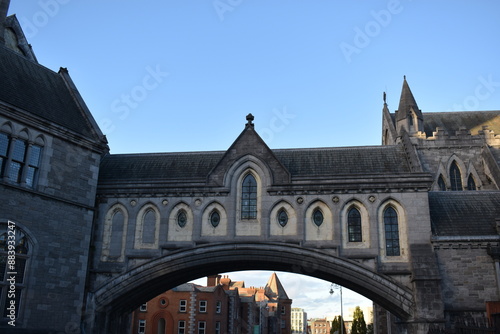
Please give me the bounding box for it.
[246,113,254,126]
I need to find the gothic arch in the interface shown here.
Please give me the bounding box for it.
[341,199,370,249]
[465,161,482,190]
[0,120,13,134]
[134,203,161,249]
[446,155,467,191]
[91,242,414,333]
[167,202,194,242]
[378,199,409,262]
[305,200,333,241]
[434,162,449,191]
[269,200,297,236]
[201,201,228,237]
[101,203,128,262]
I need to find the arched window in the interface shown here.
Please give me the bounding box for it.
[109,210,125,258]
[210,210,221,228]
[437,175,446,191]
[467,174,476,191]
[241,174,257,219]
[347,207,362,242]
[383,207,400,256]
[0,223,31,319]
[312,209,324,227]
[450,162,463,191]
[142,209,157,244]
[277,209,288,227]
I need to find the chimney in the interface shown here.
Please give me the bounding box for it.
[207,274,221,287]
[0,0,11,44]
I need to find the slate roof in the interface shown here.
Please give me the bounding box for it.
[0,45,95,138]
[429,192,500,237]
[98,145,412,183]
[99,151,225,182]
[422,110,500,137]
[273,146,411,176]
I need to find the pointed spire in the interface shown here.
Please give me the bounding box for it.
[264,272,289,300]
[0,0,11,44]
[396,76,422,122]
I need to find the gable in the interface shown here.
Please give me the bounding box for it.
[207,117,291,186]
[0,45,100,139]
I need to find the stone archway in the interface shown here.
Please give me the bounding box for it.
[90,242,415,333]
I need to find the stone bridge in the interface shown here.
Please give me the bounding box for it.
[87,118,447,333]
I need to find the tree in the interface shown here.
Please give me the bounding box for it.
[351,306,367,334]
[330,315,346,334]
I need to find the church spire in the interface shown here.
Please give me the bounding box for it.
[0,0,11,44]
[395,76,423,134]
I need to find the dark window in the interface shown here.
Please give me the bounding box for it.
[199,300,207,313]
[138,319,146,333]
[8,139,26,183]
[210,210,220,228]
[437,175,446,191]
[277,209,288,227]
[177,210,187,228]
[384,207,400,256]
[347,207,362,242]
[313,209,323,227]
[215,321,221,334]
[216,301,222,313]
[0,133,10,177]
[179,300,187,312]
[178,321,186,334]
[198,321,206,334]
[25,145,42,188]
[467,174,476,190]
[241,174,257,219]
[0,135,42,187]
[450,162,463,191]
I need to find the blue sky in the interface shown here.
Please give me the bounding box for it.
[7,0,500,319]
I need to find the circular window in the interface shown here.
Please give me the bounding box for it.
[177,210,187,228]
[210,211,220,228]
[159,298,169,308]
[277,209,288,227]
[313,209,324,227]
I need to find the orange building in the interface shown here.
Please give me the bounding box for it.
[309,318,331,334]
[131,273,291,334]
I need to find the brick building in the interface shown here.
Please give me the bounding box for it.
[131,273,292,334]
[309,318,331,334]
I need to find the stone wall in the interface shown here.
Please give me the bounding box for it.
[434,242,499,316]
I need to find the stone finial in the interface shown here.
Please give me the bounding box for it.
[246,113,254,127]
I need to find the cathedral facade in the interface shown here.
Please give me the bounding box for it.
[0,1,499,333]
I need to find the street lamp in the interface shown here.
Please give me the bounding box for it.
[329,283,343,334]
